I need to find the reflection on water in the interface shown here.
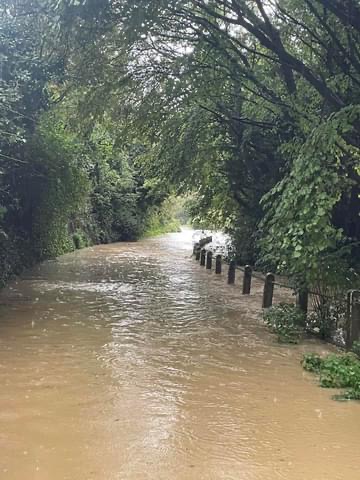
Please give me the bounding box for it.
[0,228,359,480]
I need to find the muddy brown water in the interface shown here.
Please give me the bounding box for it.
[0,229,359,480]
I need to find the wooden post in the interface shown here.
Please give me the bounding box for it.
[346,290,360,349]
[200,249,206,266]
[346,290,351,348]
[206,251,213,270]
[199,236,212,248]
[242,265,252,294]
[297,289,309,314]
[195,247,201,261]
[228,260,236,284]
[215,255,222,274]
[262,273,275,308]
[346,290,352,349]
[352,292,360,343]
[296,289,308,325]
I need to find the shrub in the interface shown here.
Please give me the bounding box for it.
[302,353,360,400]
[302,353,323,373]
[72,232,89,250]
[264,303,305,344]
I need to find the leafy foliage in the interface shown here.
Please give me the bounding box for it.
[70,0,359,288]
[302,352,360,400]
[260,106,360,287]
[26,114,90,258]
[1,0,360,291]
[143,197,182,237]
[264,303,305,344]
[0,0,173,285]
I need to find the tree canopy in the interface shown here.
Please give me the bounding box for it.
[0,0,359,289]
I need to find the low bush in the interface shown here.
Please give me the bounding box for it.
[72,232,89,250]
[302,352,360,400]
[263,303,305,344]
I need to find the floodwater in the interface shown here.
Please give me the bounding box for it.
[0,229,359,480]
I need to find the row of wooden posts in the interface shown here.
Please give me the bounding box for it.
[194,245,360,349]
[194,246,276,309]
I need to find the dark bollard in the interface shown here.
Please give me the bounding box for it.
[228,260,236,284]
[200,249,206,266]
[195,247,201,261]
[206,251,213,270]
[296,288,308,324]
[199,236,212,248]
[215,255,222,274]
[351,290,360,346]
[262,273,275,308]
[242,265,252,294]
[346,290,360,349]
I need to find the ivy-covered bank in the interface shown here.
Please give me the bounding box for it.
[0,106,177,287]
[0,2,183,288]
[0,91,177,288]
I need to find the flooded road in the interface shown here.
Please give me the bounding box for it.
[0,229,359,480]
